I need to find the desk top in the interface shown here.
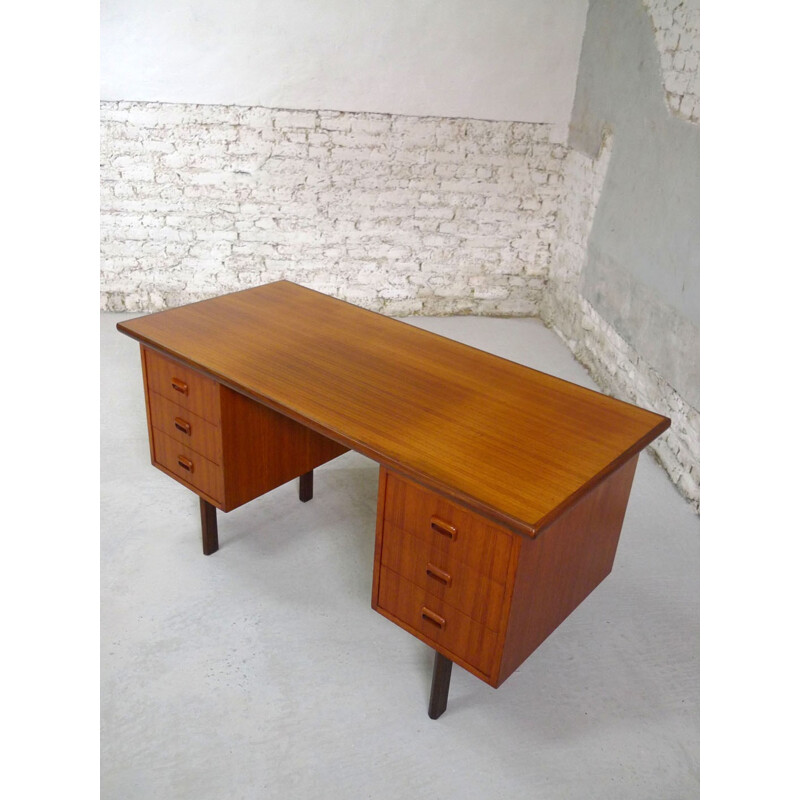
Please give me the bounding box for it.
[118,281,669,537]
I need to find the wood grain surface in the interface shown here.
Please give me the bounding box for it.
[495,454,640,685]
[118,281,670,536]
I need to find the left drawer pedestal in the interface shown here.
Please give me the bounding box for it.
[140,345,348,541]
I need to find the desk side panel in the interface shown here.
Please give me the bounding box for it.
[497,454,639,686]
[140,345,156,465]
[371,467,390,609]
[219,386,348,510]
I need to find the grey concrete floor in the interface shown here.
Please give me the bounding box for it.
[101,311,699,799]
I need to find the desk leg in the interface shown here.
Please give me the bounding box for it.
[428,651,453,720]
[299,470,314,502]
[200,498,219,555]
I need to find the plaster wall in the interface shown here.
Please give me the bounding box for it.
[570,0,698,408]
[542,0,699,506]
[101,0,588,127]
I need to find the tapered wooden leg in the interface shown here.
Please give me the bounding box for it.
[200,498,219,555]
[299,470,314,502]
[428,651,453,719]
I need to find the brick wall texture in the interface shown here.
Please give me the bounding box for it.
[100,100,699,510]
[101,102,564,316]
[644,0,700,123]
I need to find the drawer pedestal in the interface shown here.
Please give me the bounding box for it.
[140,346,348,549]
[372,460,639,691]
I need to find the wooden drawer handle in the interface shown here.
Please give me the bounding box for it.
[421,607,446,630]
[425,563,452,586]
[431,516,457,541]
[171,377,189,395]
[177,455,194,473]
[174,417,192,435]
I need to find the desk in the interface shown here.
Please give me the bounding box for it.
[117,280,670,718]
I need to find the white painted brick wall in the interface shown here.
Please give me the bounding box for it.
[100,102,564,316]
[644,0,700,123]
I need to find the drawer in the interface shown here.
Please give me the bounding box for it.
[378,566,498,677]
[383,472,513,583]
[380,523,506,631]
[144,347,221,423]
[148,391,223,465]
[152,428,223,503]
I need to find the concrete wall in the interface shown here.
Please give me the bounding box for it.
[101,0,588,127]
[541,0,699,507]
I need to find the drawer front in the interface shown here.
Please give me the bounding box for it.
[148,391,223,465]
[380,523,506,631]
[378,566,498,677]
[145,347,221,423]
[152,428,224,503]
[383,472,512,584]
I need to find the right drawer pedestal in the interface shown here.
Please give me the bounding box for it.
[372,460,639,688]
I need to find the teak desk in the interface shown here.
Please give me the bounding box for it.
[117,280,670,719]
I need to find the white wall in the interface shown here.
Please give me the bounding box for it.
[100,0,587,125]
